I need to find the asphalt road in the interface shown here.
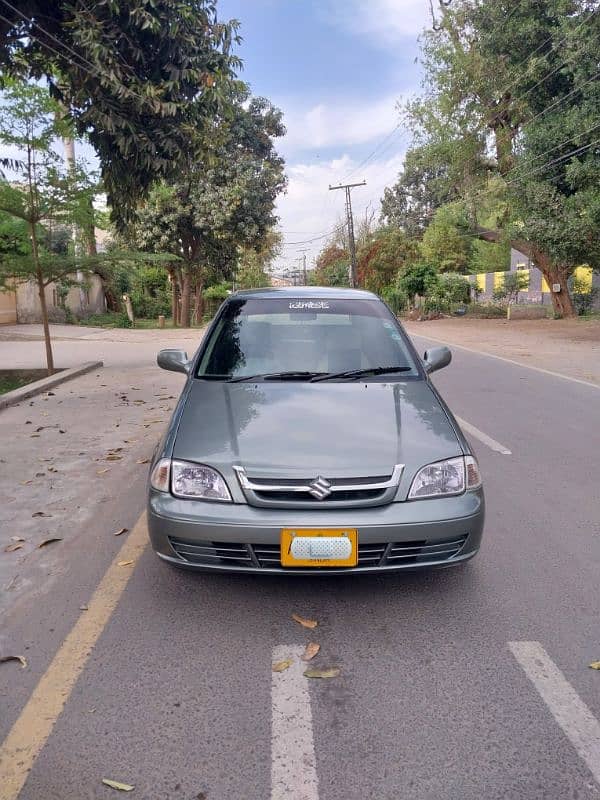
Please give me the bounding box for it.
[2,329,600,800]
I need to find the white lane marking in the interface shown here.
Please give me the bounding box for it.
[455,415,512,455]
[509,641,600,786]
[411,332,600,390]
[271,644,319,800]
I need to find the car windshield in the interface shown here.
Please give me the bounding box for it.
[196,296,421,380]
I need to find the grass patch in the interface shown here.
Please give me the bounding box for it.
[78,312,204,329]
[0,374,32,394]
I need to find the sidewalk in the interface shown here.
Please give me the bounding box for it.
[404,317,600,386]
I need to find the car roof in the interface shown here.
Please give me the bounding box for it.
[230,286,378,300]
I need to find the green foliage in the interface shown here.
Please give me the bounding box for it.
[420,203,473,273]
[465,303,506,318]
[313,244,350,287]
[380,284,409,314]
[203,283,230,301]
[398,263,439,303]
[357,227,420,294]
[492,271,529,304]
[0,1,242,226]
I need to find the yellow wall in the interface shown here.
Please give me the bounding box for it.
[493,272,505,291]
[476,273,486,292]
[541,276,550,293]
[573,266,593,293]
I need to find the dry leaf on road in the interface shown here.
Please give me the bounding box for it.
[4,542,24,553]
[20,479,33,485]
[292,613,318,629]
[301,643,320,662]
[101,778,134,792]
[37,538,63,549]
[96,468,110,476]
[113,528,129,536]
[105,455,122,462]
[272,658,294,673]
[136,458,150,465]
[118,560,134,567]
[303,667,340,679]
[0,655,27,669]
[80,605,89,611]
[589,661,600,670]
[11,536,25,542]
[32,511,51,518]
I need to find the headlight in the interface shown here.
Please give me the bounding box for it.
[171,460,232,501]
[408,456,465,499]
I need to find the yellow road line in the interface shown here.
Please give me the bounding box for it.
[0,512,148,799]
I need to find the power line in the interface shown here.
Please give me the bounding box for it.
[329,180,366,287]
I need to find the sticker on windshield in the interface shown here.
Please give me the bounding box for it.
[289,301,330,310]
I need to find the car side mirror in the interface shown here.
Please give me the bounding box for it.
[157,349,190,374]
[423,346,452,374]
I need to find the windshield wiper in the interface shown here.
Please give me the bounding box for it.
[229,371,326,383]
[310,366,413,382]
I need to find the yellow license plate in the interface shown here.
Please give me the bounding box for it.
[280,528,358,567]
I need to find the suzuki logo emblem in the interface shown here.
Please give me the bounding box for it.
[308,476,332,500]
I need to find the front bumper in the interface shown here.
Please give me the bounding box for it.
[148,488,484,574]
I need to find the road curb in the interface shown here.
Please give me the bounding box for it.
[0,361,104,410]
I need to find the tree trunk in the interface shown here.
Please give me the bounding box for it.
[180,270,192,327]
[30,222,54,374]
[191,281,204,326]
[476,229,577,318]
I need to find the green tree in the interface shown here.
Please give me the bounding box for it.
[399,263,439,306]
[0,1,241,226]
[420,203,473,273]
[313,244,349,287]
[402,0,600,316]
[0,81,96,373]
[357,227,420,294]
[130,92,286,325]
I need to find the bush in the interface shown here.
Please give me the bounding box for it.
[380,284,408,314]
[465,303,506,318]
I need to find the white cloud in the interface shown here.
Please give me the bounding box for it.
[279,94,402,155]
[273,148,407,277]
[325,0,431,43]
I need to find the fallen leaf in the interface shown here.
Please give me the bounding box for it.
[272,658,293,673]
[96,468,110,476]
[292,613,318,629]
[48,466,58,473]
[25,420,32,424]
[37,538,63,549]
[105,455,122,461]
[35,426,44,432]
[32,511,52,518]
[118,560,134,567]
[133,399,146,405]
[589,661,600,670]
[101,779,134,792]
[0,655,27,668]
[301,642,321,662]
[4,542,24,553]
[47,391,55,396]
[80,604,89,611]
[88,707,96,712]
[303,667,340,679]
[136,458,149,465]
[10,536,25,542]
[30,434,40,438]
[59,429,66,434]
[20,479,33,485]
[35,472,45,477]
[113,527,128,536]
[145,419,162,424]
[108,447,123,454]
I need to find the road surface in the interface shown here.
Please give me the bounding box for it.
[1,326,600,799]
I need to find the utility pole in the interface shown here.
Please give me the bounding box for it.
[328,180,366,288]
[297,248,309,285]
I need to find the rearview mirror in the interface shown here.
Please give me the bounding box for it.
[157,349,190,374]
[423,346,451,374]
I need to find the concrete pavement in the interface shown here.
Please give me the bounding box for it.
[1,323,600,799]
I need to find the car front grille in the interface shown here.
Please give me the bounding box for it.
[232,465,405,509]
[168,535,468,569]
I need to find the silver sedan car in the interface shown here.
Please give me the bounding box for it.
[148,287,484,574]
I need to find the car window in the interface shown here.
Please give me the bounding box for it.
[196,296,420,379]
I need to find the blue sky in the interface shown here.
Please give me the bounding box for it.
[218,0,430,273]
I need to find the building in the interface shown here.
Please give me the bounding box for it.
[0,273,106,325]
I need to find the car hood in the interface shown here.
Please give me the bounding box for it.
[172,380,463,479]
